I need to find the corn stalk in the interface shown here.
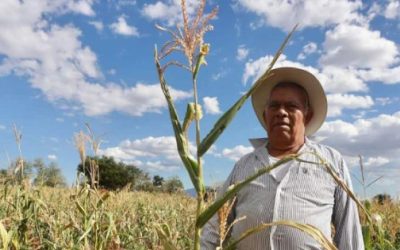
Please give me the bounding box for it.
[154,5,297,246]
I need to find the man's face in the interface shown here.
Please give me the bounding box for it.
[263,85,311,143]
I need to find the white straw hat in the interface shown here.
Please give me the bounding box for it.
[251,67,327,136]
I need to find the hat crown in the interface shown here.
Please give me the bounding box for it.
[251,67,327,136]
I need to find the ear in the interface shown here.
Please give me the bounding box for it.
[262,108,269,122]
[305,109,313,125]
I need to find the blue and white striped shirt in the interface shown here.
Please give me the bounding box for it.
[201,138,364,250]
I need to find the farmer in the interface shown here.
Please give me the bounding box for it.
[201,67,364,249]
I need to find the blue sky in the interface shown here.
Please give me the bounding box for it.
[1,0,400,198]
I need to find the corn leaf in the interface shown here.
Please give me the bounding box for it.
[0,221,10,249]
[155,48,202,193]
[196,155,296,228]
[75,200,87,217]
[78,214,95,242]
[182,103,203,134]
[362,225,372,250]
[197,25,298,157]
[96,191,110,209]
[156,223,177,250]
[224,220,337,250]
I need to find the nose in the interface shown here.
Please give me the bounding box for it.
[276,105,288,117]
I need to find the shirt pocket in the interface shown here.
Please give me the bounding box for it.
[291,164,336,206]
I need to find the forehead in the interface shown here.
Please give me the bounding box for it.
[269,84,308,102]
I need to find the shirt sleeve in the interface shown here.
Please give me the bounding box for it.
[201,164,237,250]
[332,158,365,250]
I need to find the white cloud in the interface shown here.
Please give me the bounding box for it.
[303,42,318,54]
[320,24,399,68]
[50,137,59,143]
[321,66,367,93]
[357,66,400,85]
[316,113,400,196]
[142,161,180,172]
[141,0,201,27]
[89,21,104,31]
[108,69,116,75]
[242,54,322,86]
[364,156,390,168]
[297,42,317,60]
[375,97,399,106]
[242,54,366,94]
[203,96,222,114]
[110,16,139,36]
[77,83,191,116]
[366,2,382,21]
[66,0,95,16]
[48,154,57,160]
[211,70,227,81]
[236,45,249,61]
[317,111,400,157]
[327,94,374,117]
[0,124,6,130]
[236,0,363,31]
[115,0,137,10]
[384,0,400,19]
[0,1,191,117]
[317,24,400,86]
[99,136,196,171]
[220,145,253,161]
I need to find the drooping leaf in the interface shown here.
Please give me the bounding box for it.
[224,220,337,250]
[156,223,178,250]
[155,47,202,194]
[197,25,298,157]
[196,155,296,228]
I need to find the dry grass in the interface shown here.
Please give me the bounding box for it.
[0,184,399,249]
[0,185,196,249]
[363,199,400,240]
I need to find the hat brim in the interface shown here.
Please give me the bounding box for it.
[251,67,327,136]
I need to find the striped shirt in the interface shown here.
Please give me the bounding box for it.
[201,138,364,250]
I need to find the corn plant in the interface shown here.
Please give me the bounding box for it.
[153,0,339,249]
[154,1,380,249]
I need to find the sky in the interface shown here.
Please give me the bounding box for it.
[1,0,400,199]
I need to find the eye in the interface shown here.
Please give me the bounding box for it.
[287,102,301,110]
[267,102,279,109]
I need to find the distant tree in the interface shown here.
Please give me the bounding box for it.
[0,169,8,184]
[136,181,156,192]
[152,175,164,187]
[0,169,7,176]
[32,158,46,185]
[32,158,66,187]
[163,176,184,193]
[77,156,146,190]
[7,158,33,183]
[373,193,392,205]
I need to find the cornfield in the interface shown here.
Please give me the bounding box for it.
[0,183,399,249]
[0,184,195,249]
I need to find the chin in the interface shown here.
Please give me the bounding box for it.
[271,133,292,142]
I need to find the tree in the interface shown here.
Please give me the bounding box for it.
[33,159,66,187]
[0,169,8,184]
[7,158,33,183]
[373,193,392,205]
[77,156,147,190]
[152,175,164,187]
[163,176,184,193]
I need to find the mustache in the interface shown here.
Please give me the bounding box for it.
[273,121,290,126]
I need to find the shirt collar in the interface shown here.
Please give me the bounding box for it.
[248,137,312,150]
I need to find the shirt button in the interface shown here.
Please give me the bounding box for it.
[302,168,308,174]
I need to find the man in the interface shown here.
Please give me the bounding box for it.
[201,67,364,249]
